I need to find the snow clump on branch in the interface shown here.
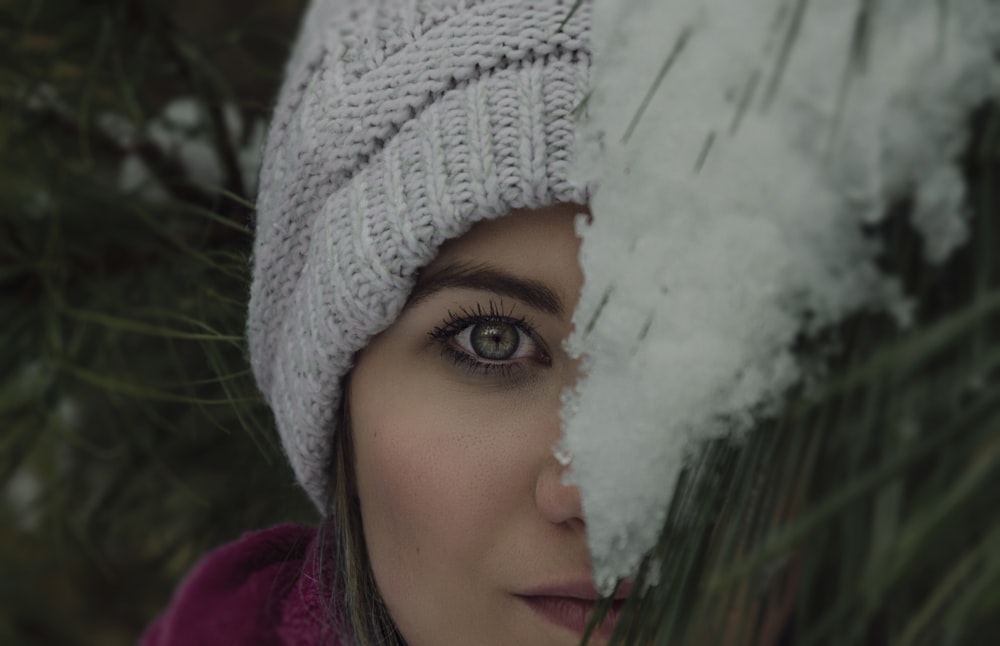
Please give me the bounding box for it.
[563,0,1000,593]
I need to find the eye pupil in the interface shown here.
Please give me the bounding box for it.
[470,322,519,360]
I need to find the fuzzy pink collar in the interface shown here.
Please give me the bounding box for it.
[141,524,347,645]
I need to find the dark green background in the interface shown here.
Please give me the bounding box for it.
[1,1,314,643]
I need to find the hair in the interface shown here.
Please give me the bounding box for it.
[316,377,406,645]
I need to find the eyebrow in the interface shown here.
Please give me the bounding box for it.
[406,262,564,317]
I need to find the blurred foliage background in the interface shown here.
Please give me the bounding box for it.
[0,0,313,643]
[2,0,999,645]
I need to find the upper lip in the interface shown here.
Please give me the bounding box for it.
[518,580,632,601]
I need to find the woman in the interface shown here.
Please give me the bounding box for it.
[142,0,626,643]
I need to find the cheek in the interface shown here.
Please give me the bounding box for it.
[354,382,517,546]
[350,363,535,596]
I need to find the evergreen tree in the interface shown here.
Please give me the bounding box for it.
[1,2,312,643]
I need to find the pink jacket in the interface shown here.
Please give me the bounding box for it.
[141,524,349,645]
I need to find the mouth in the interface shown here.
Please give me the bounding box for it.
[517,595,625,638]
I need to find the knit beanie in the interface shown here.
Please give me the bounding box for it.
[249,0,593,510]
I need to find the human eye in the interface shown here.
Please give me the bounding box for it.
[429,301,551,377]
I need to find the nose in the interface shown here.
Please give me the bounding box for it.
[535,449,586,533]
[533,348,586,532]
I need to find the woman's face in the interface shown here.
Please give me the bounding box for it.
[349,203,623,645]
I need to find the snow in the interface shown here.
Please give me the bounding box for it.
[562,0,1000,593]
[4,468,41,532]
[115,97,266,201]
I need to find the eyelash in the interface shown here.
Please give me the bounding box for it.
[429,301,550,377]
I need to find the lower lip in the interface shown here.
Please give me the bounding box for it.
[519,595,623,638]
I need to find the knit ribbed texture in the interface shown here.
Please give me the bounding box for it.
[249,0,593,510]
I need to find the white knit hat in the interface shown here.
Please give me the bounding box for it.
[249,0,593,510]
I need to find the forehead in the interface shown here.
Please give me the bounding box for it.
[424,204,587,297]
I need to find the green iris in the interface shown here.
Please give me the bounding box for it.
[470,322,520,360]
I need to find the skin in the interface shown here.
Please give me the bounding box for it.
[348,203,614,645]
